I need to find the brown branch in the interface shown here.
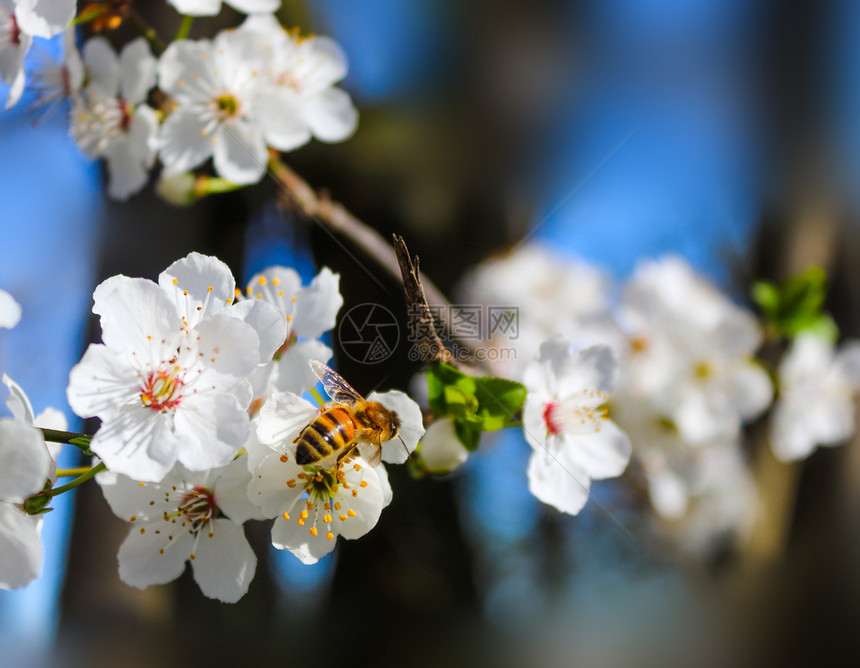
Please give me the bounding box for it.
[267,151,451,309]
[268,151,492,371]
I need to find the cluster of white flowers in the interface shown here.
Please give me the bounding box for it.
[461,247,860,551]
[0,253,425,601]
[62,253,422,601]
[3,1,357,199]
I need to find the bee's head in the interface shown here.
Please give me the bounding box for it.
[367,402,400,442]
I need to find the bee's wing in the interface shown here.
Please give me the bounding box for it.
[309,359,364,406]
[356,441,382,468]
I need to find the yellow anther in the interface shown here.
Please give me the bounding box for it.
[280,454,289,463]
[352,489,358,497]
[286,479,296,488]
[360,480,368,488]
[300,509,308,519]
[183,290,188,296]
[258,276,267,285]
[339,514,347,521]
[159,548,164,554]
[130,515,136,522]
[353,464,362,472]
[190,553,196,560]
[326,532,334,541]
[272,277,280,286]
[324,502,331,510]
[208,532,214,538]
[334,502,342,510]
[297,518,305,526]
[309,527,318,537]
[323,514,332,523]
[172,278,179,285]
[140,527,145,534]
[347,509,357,518]
[139,481,145,486]
[283,512,290,521]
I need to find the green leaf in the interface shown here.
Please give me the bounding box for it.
[752,267,837,339]
[426,362,476,416]
[474,377,527,417]
[453,418,482,451]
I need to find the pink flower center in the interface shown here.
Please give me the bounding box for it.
[543,401,562,436]
[176,485,217,530]
[9,15,20,46]
[118,98,132,132]
[140,368,184,412]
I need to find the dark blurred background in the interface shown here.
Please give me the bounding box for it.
[4,0,860,666]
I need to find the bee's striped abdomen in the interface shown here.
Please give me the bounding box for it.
[295,406,357,465]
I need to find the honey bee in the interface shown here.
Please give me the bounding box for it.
[293,359,408,469]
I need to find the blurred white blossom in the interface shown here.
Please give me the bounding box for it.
[71,37,159,199]
[771,333,860,461]
[0,288,21,329]
[168,0,281,17]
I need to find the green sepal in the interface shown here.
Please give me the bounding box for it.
[752,267,837,340]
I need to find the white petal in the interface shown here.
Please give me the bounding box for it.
[34,408,66,431]
[118,523,192,589]
[90,407,182,482]
[0,504,42,590]
[301,88,358,143]
[3,374,35,424]
[91,275,181,354]
[375,464,393,508]
[119,38,157,105]
[368,390,425,464]
[246,449,303,518]
[96,469,178,523]
[82,37,120,95]
[227,0,281,13]
[292,267,343,340]
[159,108,213,174]
[770,400,817,462]
[15,0,75,39]
[255,90,311,152]
[725,362,773,421]
[174,394,249,472]
[332,458,384,539]
[0,420,52,502]
[192,313,261,386]
[256,392,317,448]
[103,134,151,201]
[228,299,286,364]
[0,289,21,329]
[158,252,234,327]
[526,451,591,515]
[167,0,222,17]
[835,341,860,386]
[157,38,214,94]
[212,457,266,523]
[191,518,256,602]
[274,340,332,395]
[418,418,469,473]
[270,513,335,565]
[66,344,141,421]
[646,466,689,519]
[559,421,631,480]
[212,120,268,185]
[674,391,739,446]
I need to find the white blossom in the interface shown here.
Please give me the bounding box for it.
[158,22,289,184]
[157,252,286,366]
[522,337,632,515]
[98,458,260,603]
[247,395,390,564]
[770,333,860,462]
[457,243,615,379]
[240,265,342,396]
[620,256,772,445]
[67,273,262,482]
[167,0,281,17]
[71,37,159,199]
[240,13,357,147]
[29,26,83,119]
